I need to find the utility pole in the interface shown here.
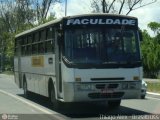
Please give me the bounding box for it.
[65,0,67,16]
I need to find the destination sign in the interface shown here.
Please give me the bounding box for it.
[66,18,136,26]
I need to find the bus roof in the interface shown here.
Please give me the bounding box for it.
[15,18,62,38]
[15,13,137,38]
[64,13,137,19]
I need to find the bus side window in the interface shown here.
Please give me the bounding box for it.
[21,37,26,56]
[14,39,18,56]
[32,44,38,54]
[45,27,55,53]
[26,45,32,55]
[34,32,39,42]
[40,30,46,41]
[38,42,45,54]
[28,35,32,44]
[46,27,52,40]
[45,41,53,53]
[37,30,46,54]
[22,46,27,56]
[25,34,32,56]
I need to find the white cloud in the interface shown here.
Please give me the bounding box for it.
[50,0,92,18]
[130,2,160,28]
[130,2,160,36]
[49,2,64,18]
[67,0,92,16]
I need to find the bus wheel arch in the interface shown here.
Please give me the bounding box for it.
[48,78,60,109]
[48,78,56,101]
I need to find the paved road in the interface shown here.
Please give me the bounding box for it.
[0,74,23,95]
[0,74,160,120]
[0,74,66,120]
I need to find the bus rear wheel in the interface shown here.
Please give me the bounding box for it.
[23,80,30,98]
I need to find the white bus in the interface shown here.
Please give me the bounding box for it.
[14,14,142,108]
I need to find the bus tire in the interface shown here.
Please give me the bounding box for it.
[49,84,60,110]
[108,100,121,108]
[141,95,145,99]
[23,77,30,98]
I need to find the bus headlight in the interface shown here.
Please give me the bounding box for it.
[122,82,137,89]
[76,84,95,91]
[129,83,137,89]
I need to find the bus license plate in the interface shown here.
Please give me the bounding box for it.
[101,89,114,94]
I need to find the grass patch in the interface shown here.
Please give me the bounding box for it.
[1,71,14,75]
[146,82,160,93]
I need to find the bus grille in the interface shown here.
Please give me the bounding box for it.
[88,92,124,99]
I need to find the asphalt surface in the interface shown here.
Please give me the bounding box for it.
[0,74,160,120]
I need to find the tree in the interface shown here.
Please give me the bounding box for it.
[31,0,60,24]
[141,27,160,78]
[0,0,59,71]
[91,0,157,15]
[148,22,160,35]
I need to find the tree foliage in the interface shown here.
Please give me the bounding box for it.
[141,24,160,78]
[0,0,60,70]
[148,22,160,35]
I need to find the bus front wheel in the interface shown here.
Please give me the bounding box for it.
[49,85,60,110]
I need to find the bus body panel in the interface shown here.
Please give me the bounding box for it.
[74,67,142,82]
[62,82,141,102]
[61,62,142,102]
[15,54,56,97]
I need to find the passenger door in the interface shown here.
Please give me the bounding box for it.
[55,29,63,98]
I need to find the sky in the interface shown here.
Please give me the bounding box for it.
[50,0,160,36]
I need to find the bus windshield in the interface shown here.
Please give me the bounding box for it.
[64,28,140,64]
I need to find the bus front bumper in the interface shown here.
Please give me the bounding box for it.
[62,81,141,102]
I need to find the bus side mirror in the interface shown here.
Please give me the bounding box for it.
[139,31,143,41]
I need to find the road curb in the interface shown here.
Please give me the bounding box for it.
[147,92,160,96]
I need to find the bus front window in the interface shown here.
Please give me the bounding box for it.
[64,28,140,64]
